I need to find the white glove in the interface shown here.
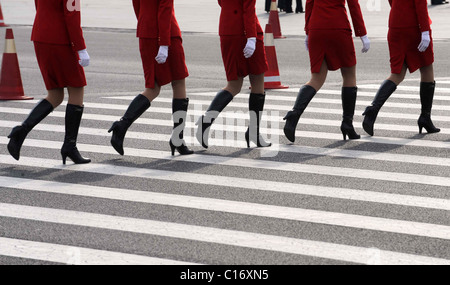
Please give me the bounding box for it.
[78,49,90,67]
[243,37,256,58]
[360,35,370,53]
[155,45,169,64]
[305,35,309,51]
[418,31,431,52]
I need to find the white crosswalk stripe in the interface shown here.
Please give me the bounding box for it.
[0,82,449,265]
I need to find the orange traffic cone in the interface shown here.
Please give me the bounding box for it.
[264,24,288,90]
[0,2,8,27]
[268,0,285,39]
[0,29,33,100]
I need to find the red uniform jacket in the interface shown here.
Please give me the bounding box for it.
[305,0,367,37]
[218,0,264,40]
[31,0,86,51]
[388,0,431,32]
[132,0,181,46]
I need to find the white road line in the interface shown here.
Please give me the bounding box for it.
[0,203,448,265]
[188,90,450,102]
[5,104,450,123]
[1,147,450,202]
[14,95,450,113]
[3,136,450,188]
[2,104,450,137]
[1,175,449,227]
[1,119,449,151]
[102,96,450,111]
[359,84,450,93]
[1,120,450,166]
[0,237,197,265]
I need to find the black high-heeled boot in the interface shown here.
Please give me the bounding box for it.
[341,87,360,140]
[283,85,316,142]
[245,93,271,147]
[108,94,150,155]
[61,104,91,165]
[7,99,53,160]
[196,90,233,148]
[362,80,397,136]
[170,98,194,155]
[418,81,440,134]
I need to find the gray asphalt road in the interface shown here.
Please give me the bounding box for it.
[0,26,449,266]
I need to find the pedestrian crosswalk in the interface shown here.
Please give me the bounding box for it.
[0,80,449,265]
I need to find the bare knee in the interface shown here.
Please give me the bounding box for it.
[420,64,434,82]
[46,88,65,108]
[142,85,161,102]
[341,66,357,87]
[171,79,187,99]
[224,78,244,96]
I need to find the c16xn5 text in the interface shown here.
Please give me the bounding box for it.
[180,269,269,282]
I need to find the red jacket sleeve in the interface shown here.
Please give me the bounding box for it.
[243,0,257,38]
[63,0,86,51]
[218,0,222,6]
[304,0,314,35]
[132,0,140,19]
[414,0,431,32]
[347,0,367,37]
[158,0,173,46]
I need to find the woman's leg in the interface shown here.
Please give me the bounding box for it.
[283,60,327,142]
[340,66,360,140]
[62,86,90,164]
[418,64,440,133]
[171,79,194,155]
[362,64,407,136]
[6,89,59,160]
[196,78,243,148]
[108,86,157,155]
[246,73,271,147]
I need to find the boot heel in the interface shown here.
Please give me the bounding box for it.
[62,154,67,165]
[245,129,250,148]
[341,129,348,141]
[169,140,176,156]
[107,122,117,133]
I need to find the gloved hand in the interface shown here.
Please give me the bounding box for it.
[418,31,431,52]
[305,35,309,51]
[243,37,256,58]
[78,49,90,67]
[155,45,169,64]
[360,35,370,53]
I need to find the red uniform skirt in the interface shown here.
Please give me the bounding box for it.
[388,28,434,74]
[139,37,189,89]
[220,36,268,81]
[34,42,86,90]
[308,29,356,73]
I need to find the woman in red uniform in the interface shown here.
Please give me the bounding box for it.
[196,0,271,149]
[108,0,193,156]
[283,0,370,142]
[7,0,91,164]
[362,0,439,136]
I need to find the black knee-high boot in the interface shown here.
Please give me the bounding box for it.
[108,94,150,155]
[418,81,440,134]
[283,85,316,142]
[246,93,271,147]
[61,104,91,165]
[171,98,194,155]
[362,80,397,136]
[196,89,233,148]
[7,99,53,160]
[341,87,360,140]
